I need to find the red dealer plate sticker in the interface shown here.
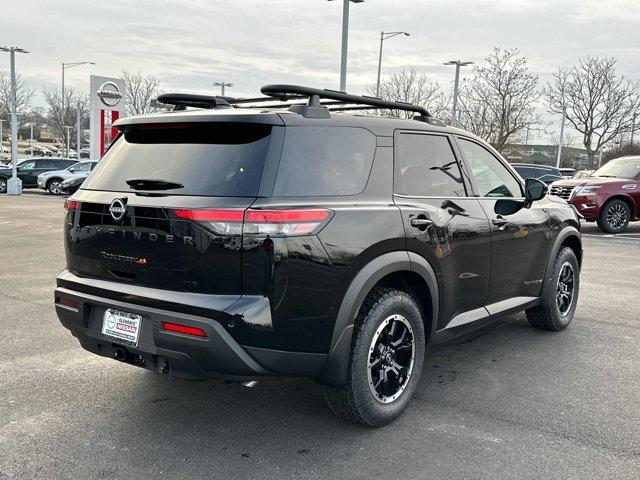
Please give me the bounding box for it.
[101,309,142,347]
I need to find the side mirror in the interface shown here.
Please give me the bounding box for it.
[524,178,548,206]
[494,199,524,216]
[68,167,75,173]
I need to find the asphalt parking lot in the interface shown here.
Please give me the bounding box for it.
[1,193,639,479]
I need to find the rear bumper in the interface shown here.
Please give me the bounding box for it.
[55,271,327,381]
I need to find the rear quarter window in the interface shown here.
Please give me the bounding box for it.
[272,126,376,197]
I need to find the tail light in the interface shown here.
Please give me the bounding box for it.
[174,208,332,237]
[64,199,80,210]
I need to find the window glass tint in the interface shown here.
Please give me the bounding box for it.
[458,139,522,198]
[273,127,375,197]
[82,123,272,196]
[38,160,57,169]
[394,134,465,197]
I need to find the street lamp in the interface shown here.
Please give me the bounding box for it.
[1,46,29,195]
[327,0,365,92]
[63,126,73,158]
[444,60,473,127]
[61,61,94,121]
[375,31,410,97]
[213,81,234,96]
[555,105,567,168]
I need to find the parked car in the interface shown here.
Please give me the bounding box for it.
[511,163,564,185]
[79,148,91,159]
[24,145,54,157]
[60,175,87,194]
[574,170,594,179]
[55,85,582,427]
[550,156,640,233]
[0,157,76,193]
[559,167,576,179]
[37,160,99,194]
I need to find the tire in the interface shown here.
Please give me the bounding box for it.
[47,179,62,195]
[597,199,630,233]
[526,247,580,331]
[0,177,7,194]
[323,287,426,427]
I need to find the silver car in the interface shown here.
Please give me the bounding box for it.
[37,160,98,194]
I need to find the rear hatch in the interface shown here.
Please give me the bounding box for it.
[65,119,282,295]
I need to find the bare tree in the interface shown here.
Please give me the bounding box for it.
[546,56,640,168]
[602,142,640,163]
[123,70,162,116]
[457,47,541,152]
[0,72,35,124]
[369,68,449,119]
[42,87,89,149]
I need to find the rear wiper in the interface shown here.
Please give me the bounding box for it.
[125,178,184,190]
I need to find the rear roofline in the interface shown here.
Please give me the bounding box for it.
[114,108,286,128]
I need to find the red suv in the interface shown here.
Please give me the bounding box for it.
[550,156,640,233]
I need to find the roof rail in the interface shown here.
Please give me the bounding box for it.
[259,84,430,118]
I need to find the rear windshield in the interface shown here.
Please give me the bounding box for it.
[273,126,375,197]
[82,123,272,196]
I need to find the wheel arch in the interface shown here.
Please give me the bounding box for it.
[542,226,582,297]
[318,251,438,387]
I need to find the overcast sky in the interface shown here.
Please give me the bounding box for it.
[2,0,640,143]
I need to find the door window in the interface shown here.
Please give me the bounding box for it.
[458,138,522,198]
[38,160,58,170]
[71,162,91,172]
[394,133,466,197]
[18,161,36,170]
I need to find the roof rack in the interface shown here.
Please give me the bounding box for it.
[156,84,437,122]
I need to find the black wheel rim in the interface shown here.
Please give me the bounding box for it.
[367,314,415,404]
[556,262,575,316]
[606,203,628,230]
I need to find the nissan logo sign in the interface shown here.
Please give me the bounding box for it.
[97,81,122,107]
[109,198,127,222]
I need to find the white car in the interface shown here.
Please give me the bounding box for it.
[37,160,98,194]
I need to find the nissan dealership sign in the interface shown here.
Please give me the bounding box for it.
[89,75,126,160]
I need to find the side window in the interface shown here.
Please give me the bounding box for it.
[19,161,36,170]
[394,133,466,197]
[273,127,375,197]
[73,162,90,172]
[458,138,522,198]
[38,160,57,169]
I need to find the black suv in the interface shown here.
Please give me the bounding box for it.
[55,85,582,426]
[0,157,76,193]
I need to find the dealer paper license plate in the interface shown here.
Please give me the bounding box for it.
[102,309,142,347]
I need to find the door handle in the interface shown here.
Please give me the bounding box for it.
[492,216,509,230]
[410,216,433,230]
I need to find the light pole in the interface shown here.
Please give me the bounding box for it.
[76,102,82,159]
[61,61,94,133]
[213,81,234,96]
[444,60,473,127]
[328,0,364,92]
[556,105,566,168]
[1,46,29,195]
[375,31,410,97]
[0,119,4,156]
[631,112,637,147]
[63,126,73,158]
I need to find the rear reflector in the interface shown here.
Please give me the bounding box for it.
[162,322,207,337]
[64,200,80,210]
[56,297,80,310]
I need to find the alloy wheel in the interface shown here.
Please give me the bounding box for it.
[49,181,62,195]
[605,203,628,230]
[0,179,6,193]
[556,262,575,316]
[367,314,415,404]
